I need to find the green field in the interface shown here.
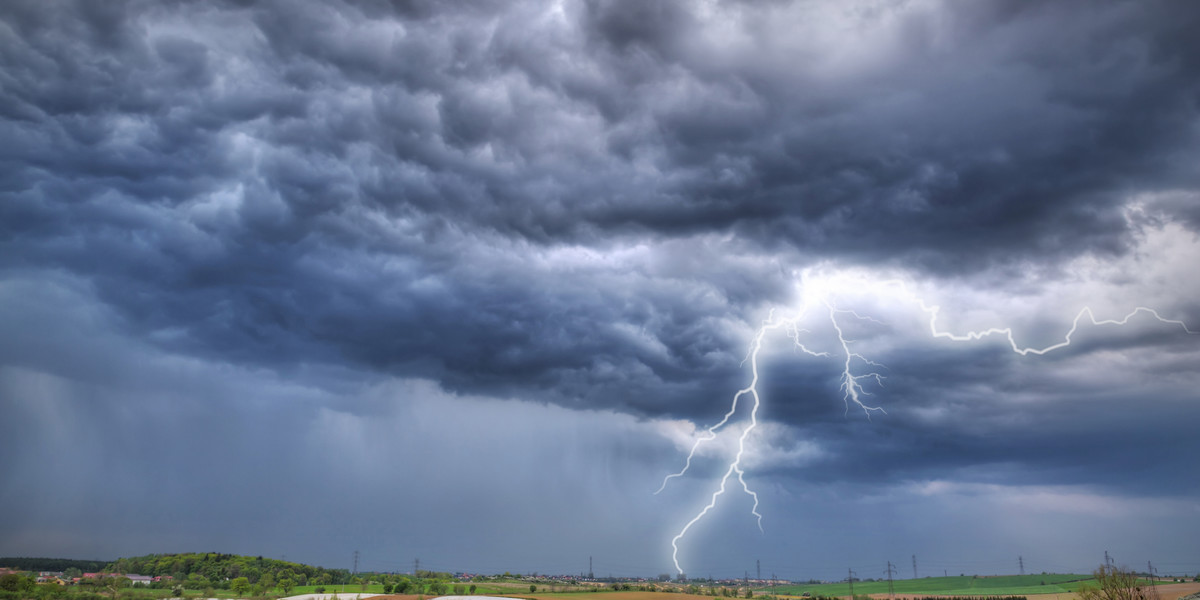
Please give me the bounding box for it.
[765,574,1096,596]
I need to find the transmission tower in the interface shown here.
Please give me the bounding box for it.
[886,562,896,600]
[848,569,856,598]
[1019,556,1025,576]
[757,560,761,581]
[912,555,917,579]
[353,551,359,575]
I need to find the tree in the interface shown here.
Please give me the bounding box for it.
[103,576,131,600]
[1077,566,1152,600]
[231,577,250,597]
[469,585,477,594]
[382,584,393,594]
[279,579,295,596]
[0,574,22,592]
[530,585,537,593]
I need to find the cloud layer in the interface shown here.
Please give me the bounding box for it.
[2,0,1199,580]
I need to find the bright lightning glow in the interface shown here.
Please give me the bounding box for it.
[658,270,1196,575]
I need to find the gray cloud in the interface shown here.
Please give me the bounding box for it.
[2,0,1200,579]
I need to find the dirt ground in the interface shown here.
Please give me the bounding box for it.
[865,582,1200,600]
[365,585,1200,600]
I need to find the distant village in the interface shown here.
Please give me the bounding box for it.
[0,568,170,587]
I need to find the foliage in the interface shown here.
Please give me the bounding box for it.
[0,560,109,574]
[1077,567,1152,600]
[230,578,249,597]
[101,554,349,590]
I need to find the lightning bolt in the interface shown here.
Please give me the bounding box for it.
[658,271,1196,575]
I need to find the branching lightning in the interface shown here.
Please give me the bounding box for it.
[657,271,1196,575]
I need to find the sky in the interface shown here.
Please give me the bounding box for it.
[2,0,1200,583]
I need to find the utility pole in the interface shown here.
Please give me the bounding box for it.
[886,562,896,600]
[1019,557,1025,576]
[1148,562,1159,600]
[848,568,856,599]
[912,555,917,579]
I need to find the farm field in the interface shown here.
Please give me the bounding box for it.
[767,574,1097,597]
[468,593,714,600]
[477,583,1200,600]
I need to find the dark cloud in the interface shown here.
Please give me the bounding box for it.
[2,0,1200,577]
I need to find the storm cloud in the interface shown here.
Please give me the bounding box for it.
[2,0,1199,580]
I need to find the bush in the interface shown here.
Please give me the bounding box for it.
[1078,566,1152,600]
[314,588,325,594]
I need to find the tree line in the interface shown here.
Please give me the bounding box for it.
[102,553,351,588]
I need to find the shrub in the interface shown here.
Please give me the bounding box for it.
[1078,566,1152,600]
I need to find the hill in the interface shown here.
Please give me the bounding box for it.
[0,558,109,573]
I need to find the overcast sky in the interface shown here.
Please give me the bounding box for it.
[3,0,1200,583]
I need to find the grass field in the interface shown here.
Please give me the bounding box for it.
[766,574,1097,597]
[287,581,590,596]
